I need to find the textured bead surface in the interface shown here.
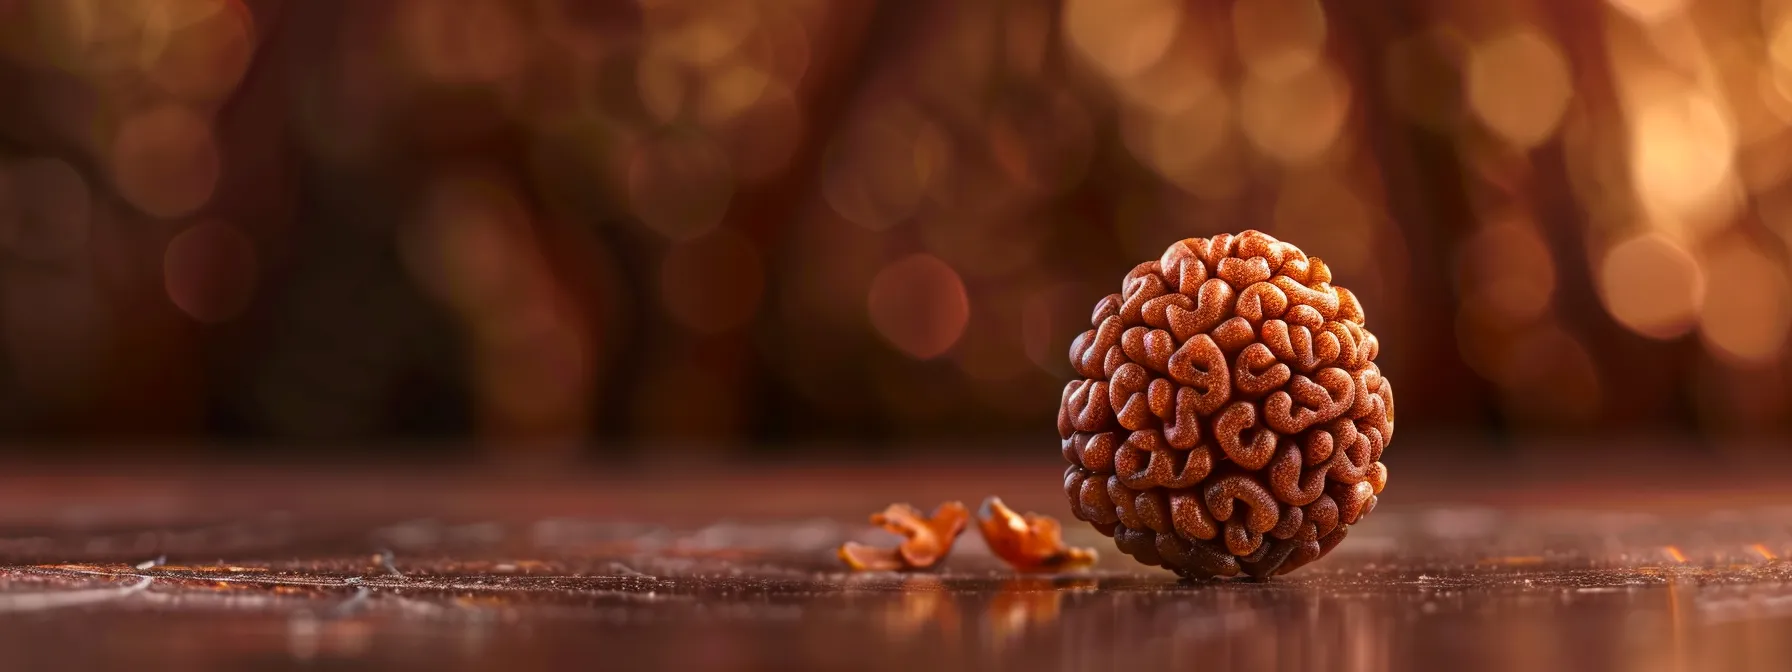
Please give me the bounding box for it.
[1057,231,1394,579]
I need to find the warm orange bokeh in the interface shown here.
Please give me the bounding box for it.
[1,0,1790,446]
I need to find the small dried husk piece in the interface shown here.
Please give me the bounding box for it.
[839,501,970,571]
[976,497,1099,572]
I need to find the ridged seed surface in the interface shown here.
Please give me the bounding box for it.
[1057,231,1394,579]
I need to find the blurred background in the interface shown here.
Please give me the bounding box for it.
[0,0,1789,461]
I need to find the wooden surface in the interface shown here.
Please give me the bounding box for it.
[3,447,1792,671]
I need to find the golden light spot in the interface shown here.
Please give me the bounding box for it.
[1486,556,1546,566]
[1466,29,1573,148]
[634,4,770,124]
[164,220,257,323]
[867,254,970,360]
[1598,233,1704,339]
[1239,61,1351,166]
[1122,77,1232,190]
[1662,545,1687,563]
[1231,0,1327,79]
[111,104,220,219]
[627,131,735,241]
[698,63,771,126]
[659,228,765,334]
[1698,240,1792,366]
[1460,218,1556,324]
[1753,544,1778,560]
[146,0,254,102]
[1062,0,1181,79]
[1629,91,1738,221]
[1608,0,1690,24]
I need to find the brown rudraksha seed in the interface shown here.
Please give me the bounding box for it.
[1057,231,1393,579]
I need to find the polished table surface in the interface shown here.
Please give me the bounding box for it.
[3,445,1792,671]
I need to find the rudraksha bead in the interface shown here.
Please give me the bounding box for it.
[1058,231,1393,579]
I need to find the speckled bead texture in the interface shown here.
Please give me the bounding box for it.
[1058,231,1393,579]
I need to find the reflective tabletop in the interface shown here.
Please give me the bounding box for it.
[2,449,1790,671]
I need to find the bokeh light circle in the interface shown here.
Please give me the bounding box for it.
[1466,29,1573,148]
[147,0,255,102]
[1699,241,1792,366]
[111,104,221,219]
[1062,0,1181,79]
[1629,92,1737,220]
[1597,233,1704,339]
[1239,61,1351,165]
[866,254,970,360]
